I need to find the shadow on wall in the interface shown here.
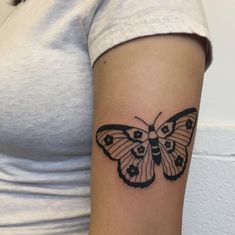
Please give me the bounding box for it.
[0,2,14,25]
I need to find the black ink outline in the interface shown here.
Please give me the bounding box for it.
[96,108,197,188]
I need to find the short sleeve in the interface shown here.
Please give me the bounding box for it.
[88,0,213,71]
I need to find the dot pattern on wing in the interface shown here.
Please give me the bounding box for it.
[118,141,155,187]
[96,125,155,188]
[159,141,188,180]
[157,108,197,180]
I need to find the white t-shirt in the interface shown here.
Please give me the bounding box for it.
[0,0,212,234]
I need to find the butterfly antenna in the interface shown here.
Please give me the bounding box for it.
[153,112,162,125]
[134,116,148,127]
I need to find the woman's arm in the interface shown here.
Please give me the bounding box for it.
[89,33,206,235]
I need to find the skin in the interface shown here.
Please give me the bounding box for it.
[89,33,206,235]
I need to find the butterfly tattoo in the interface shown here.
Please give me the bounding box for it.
[96,108,197,188]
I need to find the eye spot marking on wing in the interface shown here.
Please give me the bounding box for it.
[127,164,139,177]
[185,119,194,130]
[137,145,145,153]
[162,139,175,153]
[161,126,169,134]
[133,130,143,139]
[104,135,114,146]
[175,155,184,167]
[164,141,171,148]
[131,145,146,159]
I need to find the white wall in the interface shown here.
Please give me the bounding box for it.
[183,1,235,235]
[199,0,235,125]
[0,1,234,234]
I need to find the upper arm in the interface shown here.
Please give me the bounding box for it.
[89,34,206,235]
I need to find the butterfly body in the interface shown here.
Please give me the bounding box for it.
[96,108,197,188]
[148,125,162,166]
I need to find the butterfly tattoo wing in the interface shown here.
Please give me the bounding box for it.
[157,108,197,180]
[96,125,155,188]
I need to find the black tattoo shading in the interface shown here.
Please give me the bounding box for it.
[96,108,197,188]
